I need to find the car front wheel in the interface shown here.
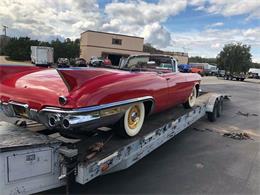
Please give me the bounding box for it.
[183,85,197,108]
[115,102,145,137]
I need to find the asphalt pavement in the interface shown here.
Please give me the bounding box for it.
[37,76,259,194]
[1,76,259,194]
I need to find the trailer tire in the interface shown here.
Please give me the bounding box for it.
[216,99,223,117]
[240,78,245,81]
[115,102,145,137]
[207,102,218,122]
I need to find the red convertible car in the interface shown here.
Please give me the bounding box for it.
[0,55,201,137]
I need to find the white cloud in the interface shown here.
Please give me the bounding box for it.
[171,27,260,60]
[142,23,172,48]
[0,0,101,40]
[102,0,187,48]
[0,0,187,48]
[190,0,260,19]
[211,43,221,49]
[207,22,224,28]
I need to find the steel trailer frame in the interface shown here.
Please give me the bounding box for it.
[0,92,229,195]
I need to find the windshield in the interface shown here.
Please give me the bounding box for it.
[122,56,175,73]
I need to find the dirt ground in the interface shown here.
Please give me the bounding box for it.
[0,55,32,66]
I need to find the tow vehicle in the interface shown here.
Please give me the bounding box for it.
[0,92,229,195]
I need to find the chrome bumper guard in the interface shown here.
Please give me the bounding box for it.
[0,101,39,121]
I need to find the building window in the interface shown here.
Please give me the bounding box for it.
[112,38,122,45]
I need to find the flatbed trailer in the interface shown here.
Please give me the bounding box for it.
[224,72,245,81]
[0,92,229,195]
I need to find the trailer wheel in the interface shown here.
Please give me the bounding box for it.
[207,102,218,122]
[115,102,145,137]
[183,85,197,108]
[216,99,223,117]
[240,78,245,81]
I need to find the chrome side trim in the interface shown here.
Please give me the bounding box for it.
[40,96,154,114]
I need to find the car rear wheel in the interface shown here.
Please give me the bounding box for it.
[115,102,145,137]
[183,86,197,108]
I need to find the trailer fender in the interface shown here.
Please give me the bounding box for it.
[206,94,223,113]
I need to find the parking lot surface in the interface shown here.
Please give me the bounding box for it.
[37,77,259,194]
[1,76,259,194]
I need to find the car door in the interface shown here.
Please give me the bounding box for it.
[160,60,191,106]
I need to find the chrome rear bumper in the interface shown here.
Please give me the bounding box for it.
[0,96,154,131]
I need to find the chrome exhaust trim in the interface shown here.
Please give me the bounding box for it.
[62,114,100,129]
[48,114,61,127]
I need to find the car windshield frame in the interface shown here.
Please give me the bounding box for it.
[120,55,176,73]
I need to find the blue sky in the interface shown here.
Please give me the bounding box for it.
[166,5,259,31]
[0,0,260,62]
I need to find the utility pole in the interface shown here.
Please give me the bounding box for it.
[2,25,8,36]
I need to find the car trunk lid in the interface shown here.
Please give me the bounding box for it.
[0,66,121,110]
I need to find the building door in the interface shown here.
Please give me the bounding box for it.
[102,52,129,66]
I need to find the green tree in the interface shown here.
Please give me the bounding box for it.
[251,62,260,69]
[143,43,163,54]
[4,37,39,60]
[4,36,80,62]
[216,43,252,72]
[189,56,217,64]
[51,38,80,62]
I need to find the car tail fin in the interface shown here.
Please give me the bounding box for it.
[0,65,43,82]
[56,69,94,91]
[56,69,78,91]
[56,68,107,91]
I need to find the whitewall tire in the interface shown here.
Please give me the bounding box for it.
[183,86,197,108]
[115,102,145,137]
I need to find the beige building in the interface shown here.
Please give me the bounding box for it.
[80,30,189,65]
[80,30,146,65]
